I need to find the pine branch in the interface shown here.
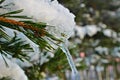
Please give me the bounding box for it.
[0,32,33,61]
[0,17,46,36]
[0,27,10,40]
[0,1,64,79]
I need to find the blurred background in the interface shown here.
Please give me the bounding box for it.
[42,0,120,80]
[59,0,120,80]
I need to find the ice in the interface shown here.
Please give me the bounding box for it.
[60,43,80,80]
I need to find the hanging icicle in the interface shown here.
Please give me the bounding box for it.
[60,43,80,80]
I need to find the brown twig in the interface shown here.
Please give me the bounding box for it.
[0,17,46,36]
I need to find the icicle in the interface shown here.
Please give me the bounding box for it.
[60,43,80,80]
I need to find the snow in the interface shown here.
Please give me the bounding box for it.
[80,3,86,8]
[98,23,107,29]
[75,25,99,39]
[2,0,78,70]
[0,0,77,68]
[3,0,75,40]
[95,46,109,55]
[103,29,112,37]
[85,25,98,36]
[103,29,117,38]
[0,55,28,80]
[40,52,54,65]
[113,47,120,57]
[75,24,119,41]
[75,26,86,39]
